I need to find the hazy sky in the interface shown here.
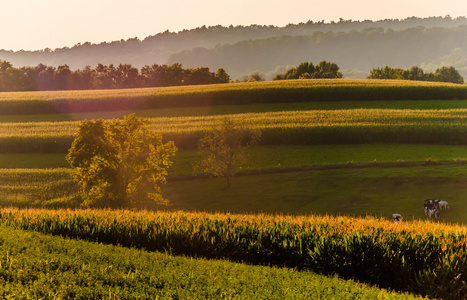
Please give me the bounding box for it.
[1,0,466,51]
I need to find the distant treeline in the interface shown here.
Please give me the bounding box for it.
[273,61,342,80]
[1,16,466,81]
[0,60,231,92]
[367,66,464,84]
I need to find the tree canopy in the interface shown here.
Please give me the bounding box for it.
[273,61,343,80]
[0,61,231,92]
[367,65,464,84]
[66,114,177,208]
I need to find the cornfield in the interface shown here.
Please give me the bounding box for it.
[2,108,467,152]
[0,79,465,115]
[0,207,465,299]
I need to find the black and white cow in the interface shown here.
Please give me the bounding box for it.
[425,199,441,209]
[424,202,434,216]
[427,207,440,220]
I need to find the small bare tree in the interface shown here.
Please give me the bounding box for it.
[196,117,260,188]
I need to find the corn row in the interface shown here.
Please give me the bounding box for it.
[0,208,465,298]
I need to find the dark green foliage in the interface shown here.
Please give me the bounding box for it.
[273,61,343,80]
[434,66,465,84]
[214,68,230,83]
[0,60,231,92]
[368,65,464,84]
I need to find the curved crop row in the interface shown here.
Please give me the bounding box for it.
[0,208,465,299]
[2,108,467,152]
[0,79,465,115]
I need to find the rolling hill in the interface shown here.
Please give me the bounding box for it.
[0,16,466,80]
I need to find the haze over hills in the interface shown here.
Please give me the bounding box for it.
[1,16,466,80]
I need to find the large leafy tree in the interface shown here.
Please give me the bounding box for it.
[214,68,231,83]
[367,65,464,84]
[66,114,177,207]
[196,117,260,188]
[184,67,215,85]
[434,66,464,84]
[273,61,342,80]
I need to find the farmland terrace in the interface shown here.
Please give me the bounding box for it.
[1,79,467,298]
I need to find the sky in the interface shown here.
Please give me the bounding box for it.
[1,0,466,51]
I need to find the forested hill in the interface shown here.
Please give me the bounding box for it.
[1,16,466,80]
[169,25,467,80]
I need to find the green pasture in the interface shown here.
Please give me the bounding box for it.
[1,160,466,224]
[2,144,467,171]
[1,144,467,224]
[163,165,467,223]
[163,144,467,177]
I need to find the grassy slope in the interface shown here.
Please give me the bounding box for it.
[0,225,425,299]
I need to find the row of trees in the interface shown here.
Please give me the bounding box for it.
[273,61,343,80]
[0,60,231,92]
[367,66,464,84]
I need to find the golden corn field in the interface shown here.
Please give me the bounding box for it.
[0,79,461,102]
[0,79,466,115]
[2,108,467,152]
[3,108,467,135]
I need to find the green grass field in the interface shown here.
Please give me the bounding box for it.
[3,144,467,170]
[1,147,466,224]
[162,165,467,222]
